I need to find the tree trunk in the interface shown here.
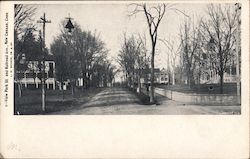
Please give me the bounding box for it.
[168,72,171,87]
[125,73,128,87]
[86,72,89,88]
[188,69,191,89]
[71,81,74,97]
[60,77,64,99]
[220,71,224,94]
[138,73,141,93]
[219,50,224,94]
[41,77,46,112]
[18,82,22,98]
[187,68,195,89]
[132,71,135,90]
[104,75,107,87]
[84,72,88,88]
[82,67,86,91]
[62,84,65,100]
[150,49,155,104]
[172,70,175,85]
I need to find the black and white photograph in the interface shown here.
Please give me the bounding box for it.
[1,1,249,158]
[14,2,242,115]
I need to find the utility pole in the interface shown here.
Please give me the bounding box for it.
[37,13,51,112]
[235,3,241,104]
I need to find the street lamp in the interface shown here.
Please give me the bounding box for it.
[64,14,75,92]
[65,14,74,33]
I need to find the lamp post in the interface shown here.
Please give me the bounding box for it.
[65,14,75,33]
[64,14,75,94]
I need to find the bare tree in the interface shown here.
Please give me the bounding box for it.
[14,4,36,37]
[200,4,237,93]
[179,17,203,88]
[14,4,37,97]
[119,33,150,91]
[118,34,138,88]
[129,3,167,103]
[135,34,149,93]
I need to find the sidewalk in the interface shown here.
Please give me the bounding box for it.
[138,87,241,115]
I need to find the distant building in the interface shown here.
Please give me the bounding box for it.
[139,68,169,84]
[157,68,169,84]
[15,54,56,90]
[198,52,238,84]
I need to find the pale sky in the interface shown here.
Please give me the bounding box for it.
[31,3,208,69]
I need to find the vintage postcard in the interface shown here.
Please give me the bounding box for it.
[0,0,249,158]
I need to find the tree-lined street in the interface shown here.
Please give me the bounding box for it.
[14,3,241,115]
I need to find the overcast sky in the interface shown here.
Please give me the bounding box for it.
[32,3,208,69]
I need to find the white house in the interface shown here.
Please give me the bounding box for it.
[15,55,56,90]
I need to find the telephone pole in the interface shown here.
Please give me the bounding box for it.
[235,3,241,104]
[37,13,51,112]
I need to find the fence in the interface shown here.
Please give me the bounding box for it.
[155,87,240,105]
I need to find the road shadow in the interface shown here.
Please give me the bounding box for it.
[134,89,170,105]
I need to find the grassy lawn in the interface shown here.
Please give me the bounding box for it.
[156,83,238,95]
[14,87,104,115]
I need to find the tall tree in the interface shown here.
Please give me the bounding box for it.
[23,29,43,88]
[51,21,112,91]
[118,34,137,88]
[179,18,202,88]
[62,23,108,89]
[14,4,37,97]
[129,3,191,101]
[200,4,237,93]
[118,34,149,92]
[14,4,36,37]
[51,37,71,98]
[15,28,42,96]
[129,3,167,103]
